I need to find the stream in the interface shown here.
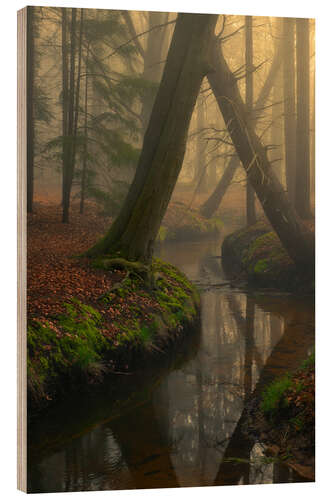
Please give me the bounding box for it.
[27,231,315,492]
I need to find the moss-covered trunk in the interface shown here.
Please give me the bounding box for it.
[86,13,218,263]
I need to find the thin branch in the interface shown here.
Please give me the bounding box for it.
[121,10,145,59]
[101,19,176,62]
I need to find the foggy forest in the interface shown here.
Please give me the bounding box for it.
[25,7,315,493]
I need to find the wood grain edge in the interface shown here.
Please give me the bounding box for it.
[17,6,27,493]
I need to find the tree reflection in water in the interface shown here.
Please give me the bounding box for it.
[28,236,314,492]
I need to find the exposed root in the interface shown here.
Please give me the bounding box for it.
[93,256,155,290]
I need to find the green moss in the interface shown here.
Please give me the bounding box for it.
[27,299,108,400]
[28,258,199,407]
[224,222,306,290]
[300,351,315,370]
[253,258,270,274]
[260,375,292,417]
[260,351,315,422]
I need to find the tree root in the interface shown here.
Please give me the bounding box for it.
[94,257,155,299]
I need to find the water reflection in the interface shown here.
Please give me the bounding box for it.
[28,237,314,492]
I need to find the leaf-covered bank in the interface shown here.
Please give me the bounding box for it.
[27,204,200,412]
[222,221,314,291]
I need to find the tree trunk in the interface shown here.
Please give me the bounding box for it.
[207,38,314,271]
[61,9,69,209]
[27,6,35,213]
[80,47,89,215]
[194,95,208,193]
[283,17,296,205]
[245,16,256,225]
[200,37,283,219]
[200,156,239,218]
[270,18,283,184]
[295,17,311,219]
[62,8,77,223]
[310,52,315,213]
[85,13,218,263]
[70,9,84,187]
[271,69,283,183]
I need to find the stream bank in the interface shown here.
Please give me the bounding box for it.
[28,205,200,412]
[222,221,315,292]
[27,211,315,491]
[244,352,315,480]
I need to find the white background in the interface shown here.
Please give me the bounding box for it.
[1,0,332,498]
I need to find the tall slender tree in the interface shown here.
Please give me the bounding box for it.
[245,16,256,225]
[270,18,283,184]
[283,17,296,205]
[27,6,35,213]
[80,44,89,214]
[62,8,77,223]
[194,95,208,193]
[295,17,311,219]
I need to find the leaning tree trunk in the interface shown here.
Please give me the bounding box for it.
[200,37,283,219]
[200,155,239,218]
[85,13,218,263]
[207,38,314,271]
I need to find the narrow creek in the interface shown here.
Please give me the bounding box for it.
[27,230,315,492]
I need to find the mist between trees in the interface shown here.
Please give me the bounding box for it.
[26,8,315,268]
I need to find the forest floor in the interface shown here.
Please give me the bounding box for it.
[27,202,199,410]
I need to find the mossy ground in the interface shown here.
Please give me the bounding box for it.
[249,352,315,480]
[157,201,223,243]
[222,221,314,291]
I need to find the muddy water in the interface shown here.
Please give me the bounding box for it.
[27,234,314,493]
